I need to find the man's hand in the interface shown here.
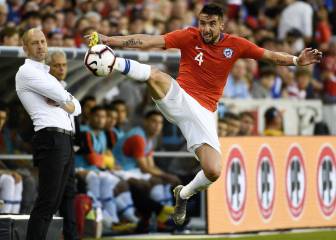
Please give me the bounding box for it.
[11,172,22,184]
[297,48,323,66]
[162,173,181,186]
[85,31,109,47]
[45,98,60,107]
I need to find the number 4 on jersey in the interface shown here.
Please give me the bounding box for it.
[194,52,204,66]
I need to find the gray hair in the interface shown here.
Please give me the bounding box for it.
[85,11,101,21]
[46,50,66,65]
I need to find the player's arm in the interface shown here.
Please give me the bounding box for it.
[146,156,164,175]
[88,32,165,49]
[261,48,322,66]
[136,156,164,176]
[124,135,164,176]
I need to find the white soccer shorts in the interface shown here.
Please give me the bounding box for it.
[154,79,221,156]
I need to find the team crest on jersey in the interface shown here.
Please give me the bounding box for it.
[224,48,233,58]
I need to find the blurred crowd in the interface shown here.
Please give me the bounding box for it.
[0,0,335,103]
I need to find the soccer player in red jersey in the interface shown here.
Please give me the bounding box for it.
[87,4,322,225]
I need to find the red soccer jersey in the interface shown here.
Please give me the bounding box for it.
[164,27,265,111]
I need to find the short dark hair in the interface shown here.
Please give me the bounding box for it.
[23,11,41,20]
[218,118,229,124]
[200,3,224,18]
[110,99,126,107]
[224,112,239,121]
[145,110,162,119]
[2,27,18,38]
[264,107,279,125]
[104,105,117,112]
[260,67,276,78]
[0,101,7,112]
[239,111,254,120]
[90,105,106,114]
[80,95,96,106]
[42,13,57,22]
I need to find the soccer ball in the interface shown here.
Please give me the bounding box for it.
[84,44,116,77]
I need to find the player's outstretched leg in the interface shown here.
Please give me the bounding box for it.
[173,144,222,225]
[113,57,172,100]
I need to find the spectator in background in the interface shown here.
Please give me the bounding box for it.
[0,101,36,215]
[86,11,101,31]
[114,110,181,185]
[217,118,228,137]
[1,26,19,46]
[78,0,94,15]
[116,16,128,35]
[285,68,316,99]
[99,18,112,36]
[263,107,283,136]
[165,17,183,33]
[55,11,65,33]
[21,11,42,30]
[129,17,145,35]
[0,170,22,214]
[320,40,336,103]
[74,17,90,47]
[223,112,240,136]
[21,1,39,16]
[80,96,97,126]
[285,28,304,55]
[171,0,188,20]
[278,0,313,43]
[110,99,129,138]
[0,102,23,214]
[239,111,255,136]
[0,3,8,31]
[63,34,76,47]
[315,6,332,51]
[75,106,120,224]
[284,28,305,55]
[47,50,79,240]
[156,0,172,23]
[223,59,251,99]
[47,30,64,47]
[105,106,118,149]
[142,4,157,35]
[47,50,67,86]
[7,0,21,24]
[75,105,139,231]
[64,9,77,33]
[42,13,57,36]
[252,68,277,98]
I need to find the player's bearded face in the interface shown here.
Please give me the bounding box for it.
[199,14,223,44]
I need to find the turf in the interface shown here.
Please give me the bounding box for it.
[97,230,336,240]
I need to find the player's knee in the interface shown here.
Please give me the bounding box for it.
[204,166,222,182]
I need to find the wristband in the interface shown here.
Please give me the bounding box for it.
[293,56,299,66]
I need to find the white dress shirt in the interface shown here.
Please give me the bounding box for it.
[278,1,313,40]
[15,59,81,132]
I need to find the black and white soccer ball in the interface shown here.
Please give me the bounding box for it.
[84,44,116,77]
